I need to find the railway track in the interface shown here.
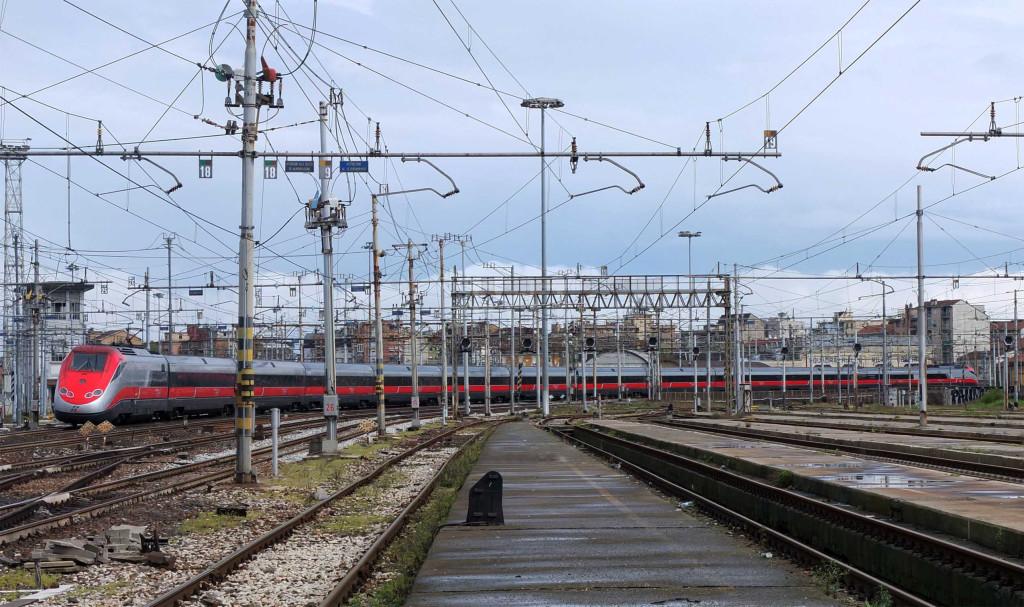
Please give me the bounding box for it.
[0,414,337,525]
[0,413,423,547]
[0,403,512,494]
[722,414,1024,443]
[0,415,331,492]
[657,418,1024,483]
[0,402,512,457]
[554,423,1024,607]
[0,412,325,456]
[143,420,491,607]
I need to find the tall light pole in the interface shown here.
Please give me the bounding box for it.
[859,278,893,407]
[392,240,427,430]
[678,231,701,407]
[164,235,174,354]
[916,185,927,426]
[521,97,564,416]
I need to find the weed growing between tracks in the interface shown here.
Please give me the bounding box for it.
[0,568,59,592]
[179,509,253,534]
[63,579,131,600]
[345,425,495,607]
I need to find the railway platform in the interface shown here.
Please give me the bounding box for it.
[671,416,1024,468]
[406,421,839,606]
[591,419,1024,559]
[752,410,1024,429]
[736,412,1024,442]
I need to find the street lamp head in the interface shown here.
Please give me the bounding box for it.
[521,97,564,109]
[678,230,702,238]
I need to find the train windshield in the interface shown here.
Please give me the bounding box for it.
[70,352,108,372]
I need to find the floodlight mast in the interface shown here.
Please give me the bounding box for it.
[521,97,564,416]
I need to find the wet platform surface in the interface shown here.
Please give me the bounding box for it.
[675,417,1024,462]
[736,412,1024,441]
[751,410,1024,429]
[406,421,838,607]
[594,420,1024,536]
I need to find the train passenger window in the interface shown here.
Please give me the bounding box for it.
[70,352,107,372]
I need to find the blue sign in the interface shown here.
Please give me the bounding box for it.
[338,160,369,173]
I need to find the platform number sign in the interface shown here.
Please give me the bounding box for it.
[263,159,278,180]
[198,158,213,179]
[319,159,332,179]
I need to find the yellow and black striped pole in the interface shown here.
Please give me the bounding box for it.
[234,0,258,484]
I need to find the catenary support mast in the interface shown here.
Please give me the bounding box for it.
[234,0,260,483]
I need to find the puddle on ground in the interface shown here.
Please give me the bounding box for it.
[963,490,1024,499]
[784,462,862,469]
[709,442,763,449]
[818,473,958,488]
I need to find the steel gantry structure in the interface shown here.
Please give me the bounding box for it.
[451,274,730,312]
[452,273,734,407]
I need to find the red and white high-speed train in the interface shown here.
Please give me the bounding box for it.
[52,344,527,424]
[52,344,982,424]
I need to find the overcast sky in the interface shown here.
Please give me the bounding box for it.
[1,0,1023,330]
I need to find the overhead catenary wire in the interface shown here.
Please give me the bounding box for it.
[610,0,923,274]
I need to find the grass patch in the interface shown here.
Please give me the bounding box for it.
[352,468,409,499]
[774,469,795,488]
[179,510,251,534]
[64,579,131,599]
[274,435,399,496]
[863,586,893,607]
[0,568,60,591]
[345,425,495,607]
[319,512,391,535]
[813,561,846,597]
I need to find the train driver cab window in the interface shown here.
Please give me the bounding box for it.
[70,352,108,372]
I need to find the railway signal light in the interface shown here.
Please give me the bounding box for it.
[692,346,700,356]
[520,337,534,353]
[584,337,596,351]
[647,336,658,350]
[460,337,472,352]
[1004,334,1015,349]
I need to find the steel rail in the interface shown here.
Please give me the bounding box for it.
[0,416,328,486]
[658,418,1024,482]
[0,412,323,455]
[561,424,1024,606]
[0,456,133,530]
[724,415,1024,444]
[144,420,488,607]
[0,415,415,546]
[318,422,498,606]
[548,425,932,607]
